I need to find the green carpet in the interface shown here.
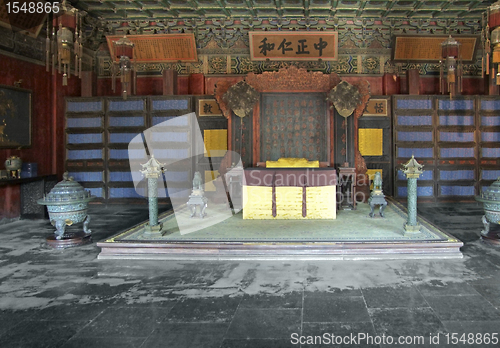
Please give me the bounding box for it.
[115,201,453,243]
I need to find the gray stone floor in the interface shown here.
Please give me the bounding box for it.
[0,202,500,348]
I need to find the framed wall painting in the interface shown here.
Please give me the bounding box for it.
[0,84,32,148]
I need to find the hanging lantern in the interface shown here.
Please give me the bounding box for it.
[46,0,83,86]
[488,2,500,85]
[112,36,136,100]
[439,36,462,99]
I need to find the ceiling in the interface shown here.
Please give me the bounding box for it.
[75,0,497,21]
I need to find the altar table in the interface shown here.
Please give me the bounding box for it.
[242,168,337,219]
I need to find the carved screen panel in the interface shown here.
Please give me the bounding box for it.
[260,93,327,162]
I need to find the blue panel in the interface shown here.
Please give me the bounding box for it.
[440,132,474,142]
[438,116,474,126]
[152,99,189,111]
[67,133,102,144]
[154,149,189,159]
[439,170,475,180]
[67,101,102,113]
[397,186,434,197]
[397,148,433,158]
[66,118,102,128]
[440,186,475,196]
[438,99,473,110]
[87,188,103,198]
[109,149,146,159]
[440,148,474,158]
[109,116,144,127]
[109,188,144,198]
[108,187,169,198]
[109,133,140,144]
[481,100,500,110]
[397,170,433,181]
[164,171,190,182]
[482,132,500,142]
[109,171,132,182]
[68,172,103,182]
[67,150,102,160]
[396,99,432,109]
[482,148,500,158]
[481,170,500,180]
[398,131,433,142]
[481,116,500,126]
[108,100,144,111]
[152,116,189,126]
[151,131,188,142]
[397,116,432,126]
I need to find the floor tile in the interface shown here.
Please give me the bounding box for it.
[30,303,107,322]
[0,320,84,348]
[304,287,362,297]
[424,295,500,321]
[75,306,169,338]
[61,336,145,348]
[303,296,370,323]
[414,281,479,297]
[141,323,227,348]
[442,320,500,336]
[362,286,427,309]
[239,292,302,309]
[301,322,379,348]
[0,309,38,336]
[468,282,500,307]
[369,307,446,338]
[165,296,241,323]
[220,338,297,348]
[226,308,301,339]
[379,336,459,348]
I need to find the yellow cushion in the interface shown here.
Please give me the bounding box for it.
[266,158,320,168]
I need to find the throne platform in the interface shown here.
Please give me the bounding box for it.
[97,198,462,261]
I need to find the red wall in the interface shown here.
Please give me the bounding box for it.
[96,74,489,98]
[400,75,487,95]
[0,53,80,218]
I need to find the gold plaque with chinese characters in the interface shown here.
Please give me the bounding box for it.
[249,32,338,61]
[363,99,388,117]
[198,99,222,117]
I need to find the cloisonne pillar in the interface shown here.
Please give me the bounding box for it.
[140,155,165,235]
[402,155,424,234]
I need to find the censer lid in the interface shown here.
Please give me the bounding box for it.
[38,172,94,205]
[476,177,500,204]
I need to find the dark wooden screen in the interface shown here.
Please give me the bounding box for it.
[393,95,500,202]
[65,96,195,203]
[260,93,328,162]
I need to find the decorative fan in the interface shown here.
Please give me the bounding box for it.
[327,81,361,117]
[223,81,259,118]
[327,81,362,166]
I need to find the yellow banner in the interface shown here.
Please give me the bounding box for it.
[204,129,227,157]
[359,128,383,157]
